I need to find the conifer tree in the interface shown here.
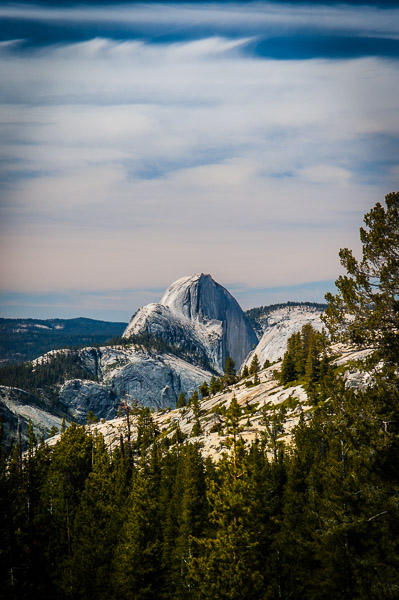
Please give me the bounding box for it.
[176,391,187,409]
[209,374,219,396]
[134,406,159,458]
[223,356,236,385]
[323,191,399,366]
[68,434,116,599]
[40,423,93,596]
[113,443,163,600]
[241,364,249,379]
[249,353,260,375]
[199,381,209,398]
[280,345,296,385]
[189,400,265,599]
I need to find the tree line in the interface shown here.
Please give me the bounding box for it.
[0,356,397,600]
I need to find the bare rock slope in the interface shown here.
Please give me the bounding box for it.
[244,304,325,368]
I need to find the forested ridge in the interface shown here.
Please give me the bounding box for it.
[0,317,127,366]
[0,193,398,599]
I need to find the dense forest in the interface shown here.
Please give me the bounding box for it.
[0,193,398,599]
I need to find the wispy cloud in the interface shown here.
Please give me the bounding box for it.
[1,3,399,40]
[0,2,398,319]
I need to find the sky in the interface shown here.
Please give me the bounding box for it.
[1,1,398,321]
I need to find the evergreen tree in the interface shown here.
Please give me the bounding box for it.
[209,375,219,396]
[176,391,187,409]
[134,406,159,458]
[189,400,265,599]
[241,364,249,379]
[223,356,236,386]
[171,443,209,600]
[199,381,209,399]
[68,435,130,600]
[323,191,399,366]
[188,390,199,408]
[249,354,260,376]
[39,423,93,596]
[113,444,163,600]
[280,346,296,385]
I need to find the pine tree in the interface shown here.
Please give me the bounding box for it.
[249,354,260,375]
[113,443,163,600]
[188,401,265,599]
[323,191,399,366]
[39,423,93,596]
[171,443,209,600]
[223,356,236,386]
[176,391,187,409]
[209,375,219,396]
[134,406,159,458]
[241,364,249,379]
[280,345,296,385]
[68,434,119,599]
[199,381,209,398]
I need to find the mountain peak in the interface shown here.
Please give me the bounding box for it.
[161,273,233,322]
[124,274,258,372]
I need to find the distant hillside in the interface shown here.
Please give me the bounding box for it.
[245,301,327,337]
[0,317,128,365]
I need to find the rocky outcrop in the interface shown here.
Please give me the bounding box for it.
[0,385,65,448]
[1,344,214,448]
[243,305,325,368]
[104,347,212,410]
[124,273,258,373]
[58,379,118,423]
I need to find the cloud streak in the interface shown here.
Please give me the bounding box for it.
[2,2,399,40]
[0,2,398,318]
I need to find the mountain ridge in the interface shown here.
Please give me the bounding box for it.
[0,275,326,448]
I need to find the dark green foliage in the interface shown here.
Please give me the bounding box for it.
[189,391,203,437]
[199,380,209,398]
[209,374,224,395]
[133,406,160,459]
[176,391,187,409]
[280,323,328,387]
[323,192,399,366]
[241,364,249,379]
[223,356,236,385]
[249,353,260,375]
[188,400,267,600]
[1,368,398,600]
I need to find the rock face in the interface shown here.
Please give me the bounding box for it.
[123,273,258,373]
[0,386,65,448]
[243,305,325,368]
[0,343,213,446]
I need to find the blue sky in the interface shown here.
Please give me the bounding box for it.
[1,1,398,321]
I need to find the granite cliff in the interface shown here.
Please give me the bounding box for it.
[123,273,258,373]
